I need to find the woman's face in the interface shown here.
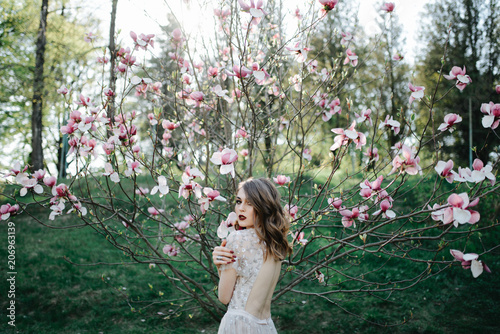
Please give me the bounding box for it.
[235,188,255,228]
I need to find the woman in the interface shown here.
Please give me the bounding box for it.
[212,178,292,334]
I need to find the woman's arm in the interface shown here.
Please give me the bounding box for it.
[218,267,237,305]
[212,239,236,266]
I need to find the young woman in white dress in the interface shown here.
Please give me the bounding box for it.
[212,178,292,333]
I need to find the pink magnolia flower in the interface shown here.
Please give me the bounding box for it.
[292,231,308,245]
[408,83,425,105]
[103,163,120,183]
[303,148,312,161]
[343,49,358,67]
[162,120,180,131]
[163,244,179,257]
[339,208,360,228]
[392,53,404,61]
[450,249,491,278]
[319,0,338,13]
[210,148,238,178]
[328,197,343,210]
[480,101,500,129]
[379,115,400,134]
[340,32,353,46]
[235,127,249,139]
[186,91,205,107]
[381,2,395,13]
[330,121,366,151]
[19,177,43,197]
[388,144,421,176]
[238,0,268,18]
[178,173,202,200]
[171,28,184,47]
[470,159,496,186]
[1,204,20,220]
[359,176,384,200]
[207,66,219,78]
[57,86,69,95]
[294,8,302,20]
[240,149,249,157]
[33,169,46,180]
[434,160,455,183]
[285,204,298,220]
[148,207,163,216]
[84,32,97,43]
[43,176,57,188]
[213,85,233,102]
[273,175,291,186]
[437,193,480,227]
[151,176,169,197]
[286,42,310,63]
[124,160,141,177]
[438,113,462,132]
[49,201,65,220]
[496,85,500,94]
[315,270,325,283]
[373,199,396,218]
[135,187,149,196]
[217,212,237,239]
[364,147,379,163]
[199,188,226,214]
[355,108,372,125]
[443,66,472,91]
[226,64,253,78]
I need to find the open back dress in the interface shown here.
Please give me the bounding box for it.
[218,228,281,334]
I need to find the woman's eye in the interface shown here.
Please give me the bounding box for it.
[236,200,241,204]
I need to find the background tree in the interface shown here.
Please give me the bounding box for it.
[416,0,500,166]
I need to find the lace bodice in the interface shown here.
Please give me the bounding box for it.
[220,228,265,310]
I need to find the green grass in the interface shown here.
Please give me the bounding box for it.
[1,210,499,333]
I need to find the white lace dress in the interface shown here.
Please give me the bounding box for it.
[218,228,278,334]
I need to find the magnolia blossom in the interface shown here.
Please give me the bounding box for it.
[151,176,169,197]
[226,64,253,78]
[432,193,480,227]
[148,207,164,216]
[451,159,496,185]
[340,32,353,46]
[217,212,237,238]
[378,115,400,134]
[103,163,120,183]
[339,208,360,228]
[408,83,425,105]
[18,176,44,197]
[303,148,312,161]
[343,49,358,67]
[199,187,226,213]
[388,144,421,176]
[315,270,325,283]
[434,160,454,183]
[210,148,238,178]
[373,199,396,218]
[124,160,141,177]
[235,127,249,139]
[319,0,338,14]
[450,249,491,278]
[392,53,404,61]
[359,176,384,199]
[438,113,462,132]
[364,147,379,163]
[213,85,233,103]
[49,202,65,220]
[238,0,267,18]
[496,85,500,94]
[443,66,472,91]
[293,231,308,245]
[1,204,20,220]
[480,101,500,129]
[355,108,372,125]
[330,121,366,151]
[381,2,395,13]
[163,244,179,257]
[286,42,310,63]
[130,31,154,50]
[273,175,291,186]
[328,197,343,210]
[285,204,298,220]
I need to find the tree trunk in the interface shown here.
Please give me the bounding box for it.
[107,0,118,127]
[31,0,49,171]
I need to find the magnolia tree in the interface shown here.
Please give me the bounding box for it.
[2,0,499,324]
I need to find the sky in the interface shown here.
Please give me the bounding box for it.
[86,0,432,64]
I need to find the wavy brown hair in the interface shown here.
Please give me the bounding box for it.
[238,178,292,260]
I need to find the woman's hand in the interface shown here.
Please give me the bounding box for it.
[212,240,236,266]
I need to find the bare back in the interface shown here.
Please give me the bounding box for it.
[219,228,281,320]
